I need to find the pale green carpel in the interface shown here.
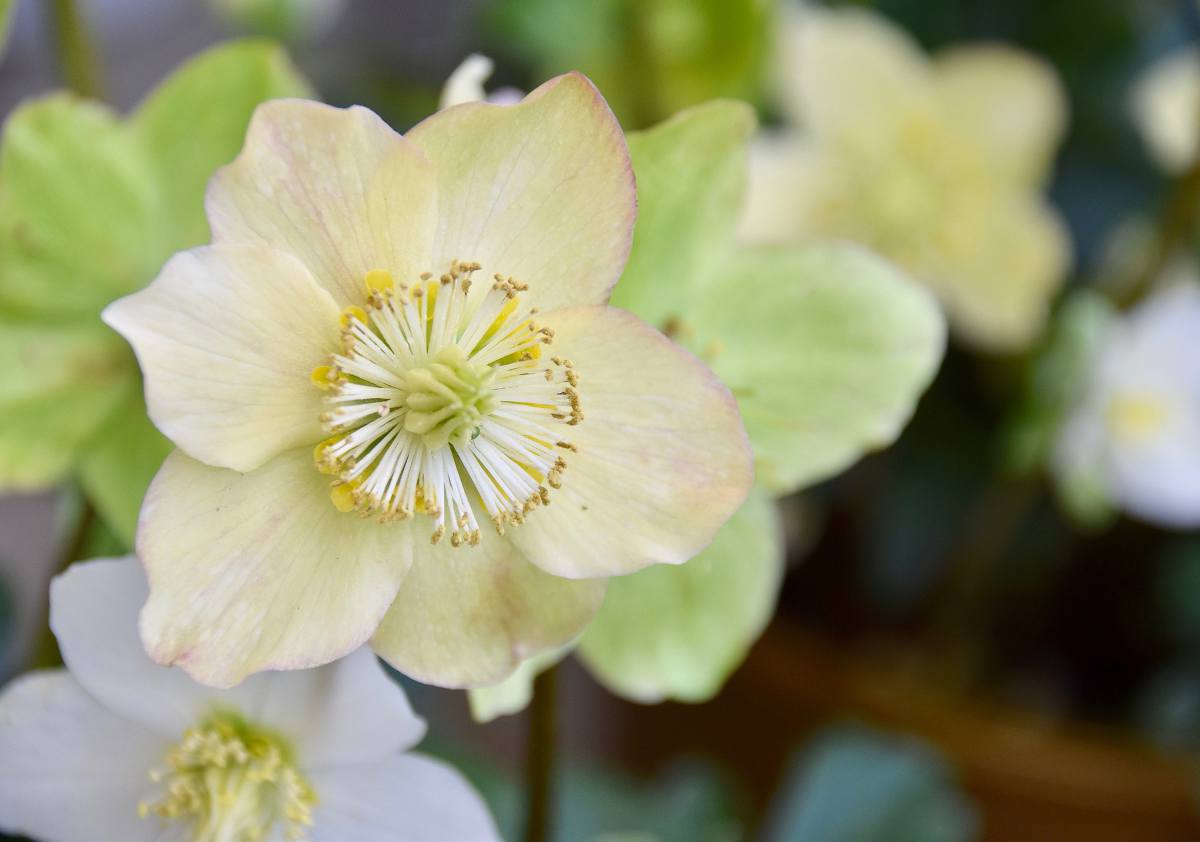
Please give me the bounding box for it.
[0,40,311,544]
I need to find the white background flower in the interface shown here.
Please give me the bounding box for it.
[0,557,499,842]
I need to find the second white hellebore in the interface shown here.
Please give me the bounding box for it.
[0,558,499,842]
[104,74,753,688]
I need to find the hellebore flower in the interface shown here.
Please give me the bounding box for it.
[742,5,1070,351]
[0,558,499,842]
[0,41,310,544]
[1131,46,1200,174]
[1053,279,1200,529]
[104,74,753,689]
[458,64,945,713]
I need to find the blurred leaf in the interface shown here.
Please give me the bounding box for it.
[0,95,168,318]
[765,725,978,842]
[0,0,14,60]
[77,385,172,548]
[486,0,772,128]
[611,100,754,328]
[690,245,946,494]
[1136,661,1200,752]
[1156,538,1200,645]
[132,39,313,251]
[578,486,783,703]
[211,0,346,42]
[1003,289,1117,478]
[467,645,569,723]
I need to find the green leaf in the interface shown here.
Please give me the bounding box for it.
[689,244,945,494]
[77,384,172,547]
[610,100,755,329]
[131,39,314,251]
[0,318,131,488]
[578,485,783,703]
[0,95,168,318]
[765,726,978,842]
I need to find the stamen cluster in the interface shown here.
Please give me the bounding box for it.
[311,260,583,546]
[139,714,315,842]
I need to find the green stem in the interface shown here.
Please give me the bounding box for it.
[30,497,96,669]
[523,663,559,842]
[49,0,105,100]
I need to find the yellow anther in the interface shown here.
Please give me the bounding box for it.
[330,482,358,512]
[365,269,395,295]
[340,305,369,329]
[310,364,339,390]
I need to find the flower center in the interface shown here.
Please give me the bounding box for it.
[1106,392,1171,443]
[312,261,582,546]
[139,713,315,842]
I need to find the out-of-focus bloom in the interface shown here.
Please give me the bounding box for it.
[457,62,945,709]
[104,75,753,689]
[0,557,499,842]
[1053,278,1200,529]
[1131,47,1200,174]
[0,41,310,544]
[743,6,1070,352]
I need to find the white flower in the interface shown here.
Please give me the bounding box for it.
[0,557,499,842]
[1054,279,1200,528]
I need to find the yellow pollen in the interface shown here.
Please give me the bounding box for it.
[139,713,315,842]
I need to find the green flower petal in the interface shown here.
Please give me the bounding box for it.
[609,100,754,328]
[131,39,313,251]
[0,95,167,317]
[0,319,131,487]
[77,385,172,547]
[577,485,784,703]
[691,245,945,494]
[467,646,571,723]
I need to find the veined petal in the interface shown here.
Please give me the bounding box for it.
[405,72,636,311]
[103,244,340,473]
[0,672,163,842]
[137,448,416,688]
[505,306,753,579]
[370,531,604,688]
[936,45,1068,187]
[51,557,217,738]
[689,245,945,494]
[206,99,438,307]
[578,485,784,703]
[229,647,428,768]
[309,754,500,842]
[775,5,934,140]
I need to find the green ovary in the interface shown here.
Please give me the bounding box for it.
[402,344,499,450]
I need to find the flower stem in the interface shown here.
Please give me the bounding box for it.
[30,496,96,669]
[523,663,559,842]
[48,0,105,100]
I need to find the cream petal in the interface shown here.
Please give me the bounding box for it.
[405,72,635,310]
[506,306,753,578]
[1131,47,1200,174]
[137,448,416,688]
[936,45,1068,187]
[370,530,604,688]
[51,557,216,738]
[230,648,427,768]
[103,244,341,473]
[206,99,438,307]
[0,672,164,842]
[775,5,935,139]
[309,754,500,842]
